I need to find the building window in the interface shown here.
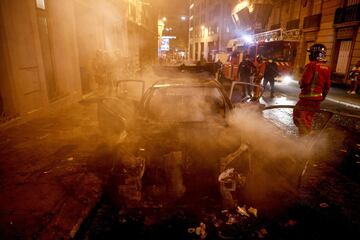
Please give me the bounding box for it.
[346,0,360,6]
[336,40,352,74]
[36,0,46,10]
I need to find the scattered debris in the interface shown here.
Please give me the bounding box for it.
[257,228,268,238]
[196,222,207,239]
[355,154,359,158]
[285,219,297,227]
[237,206,250,217]
[319,202,330,208]
[67,157,74,161]
[188,222,207,239]
[340,149,347,153]
[211,216,224,228]
[248,207,258,218]
[226,214,237,225]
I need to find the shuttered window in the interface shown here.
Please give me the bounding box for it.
[347,0,360,6]
[336,40,352,74]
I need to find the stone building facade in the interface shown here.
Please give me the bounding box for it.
[0,0,157,122]
[188,0,236,62]
[231,0,360,82]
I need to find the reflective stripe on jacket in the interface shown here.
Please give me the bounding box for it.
[299,61,331,101]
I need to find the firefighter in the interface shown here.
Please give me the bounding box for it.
[238,54,256,97]
[263,58,279,98]
[293,43,331,136]
[253,55,266,99]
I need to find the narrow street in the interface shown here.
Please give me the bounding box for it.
[2,1,360,239]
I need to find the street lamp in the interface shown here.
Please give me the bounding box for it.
[162,17,167,22]
[181,16,187,21]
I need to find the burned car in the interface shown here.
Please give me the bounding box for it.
[97,79,259,207]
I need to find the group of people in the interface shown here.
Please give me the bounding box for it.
[236,44,331,136]
[237,54,279,99]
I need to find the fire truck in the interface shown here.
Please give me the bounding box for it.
[222,28,300,81]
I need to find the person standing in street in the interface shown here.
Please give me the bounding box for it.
[263,58,279,98]
[293,43,331,136]
[215,59,223,81]
[253,55,266,99]
[347,60,360,95]
[238,54,256,97]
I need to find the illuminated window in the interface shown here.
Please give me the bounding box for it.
[36,0,46,10]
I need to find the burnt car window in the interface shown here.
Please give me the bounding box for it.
[146,87,226,122]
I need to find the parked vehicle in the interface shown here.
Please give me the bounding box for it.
[222,28,299,82]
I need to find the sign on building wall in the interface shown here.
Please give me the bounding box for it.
[160,36,176,51]
[161,38,170,51]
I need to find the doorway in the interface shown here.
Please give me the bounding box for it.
[36,6,59,101]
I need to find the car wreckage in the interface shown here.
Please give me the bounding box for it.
[97,79,311,209]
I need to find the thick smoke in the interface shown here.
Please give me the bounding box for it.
[97,67,342,211]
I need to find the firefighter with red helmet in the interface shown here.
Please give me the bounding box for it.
[293,43,331,136]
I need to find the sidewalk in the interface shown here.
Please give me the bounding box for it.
[0,101,106,239]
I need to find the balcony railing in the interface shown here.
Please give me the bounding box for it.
[334,4,360,24]
[286,19,300,30]
[303,14,322,29]
[254,28,300,42]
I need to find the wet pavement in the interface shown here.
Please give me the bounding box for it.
[0,102,105,239]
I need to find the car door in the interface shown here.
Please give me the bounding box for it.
[97,80,145,137]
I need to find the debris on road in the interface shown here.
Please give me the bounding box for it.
[188,222,207,239]
[248,207,258,218]
[284,219,297,227]
[237,206,250,217]
[257,228,268,238]
[319,202,330,208]
[195,222,207,239]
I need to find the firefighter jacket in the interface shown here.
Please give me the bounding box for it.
[254,62,266,83]
[299,61,331,101]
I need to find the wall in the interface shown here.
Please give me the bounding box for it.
[0,0,47,114]
[0,4,17,117]
[317,0,341,65]
[74,0,128,93]
[0,0,82,118]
